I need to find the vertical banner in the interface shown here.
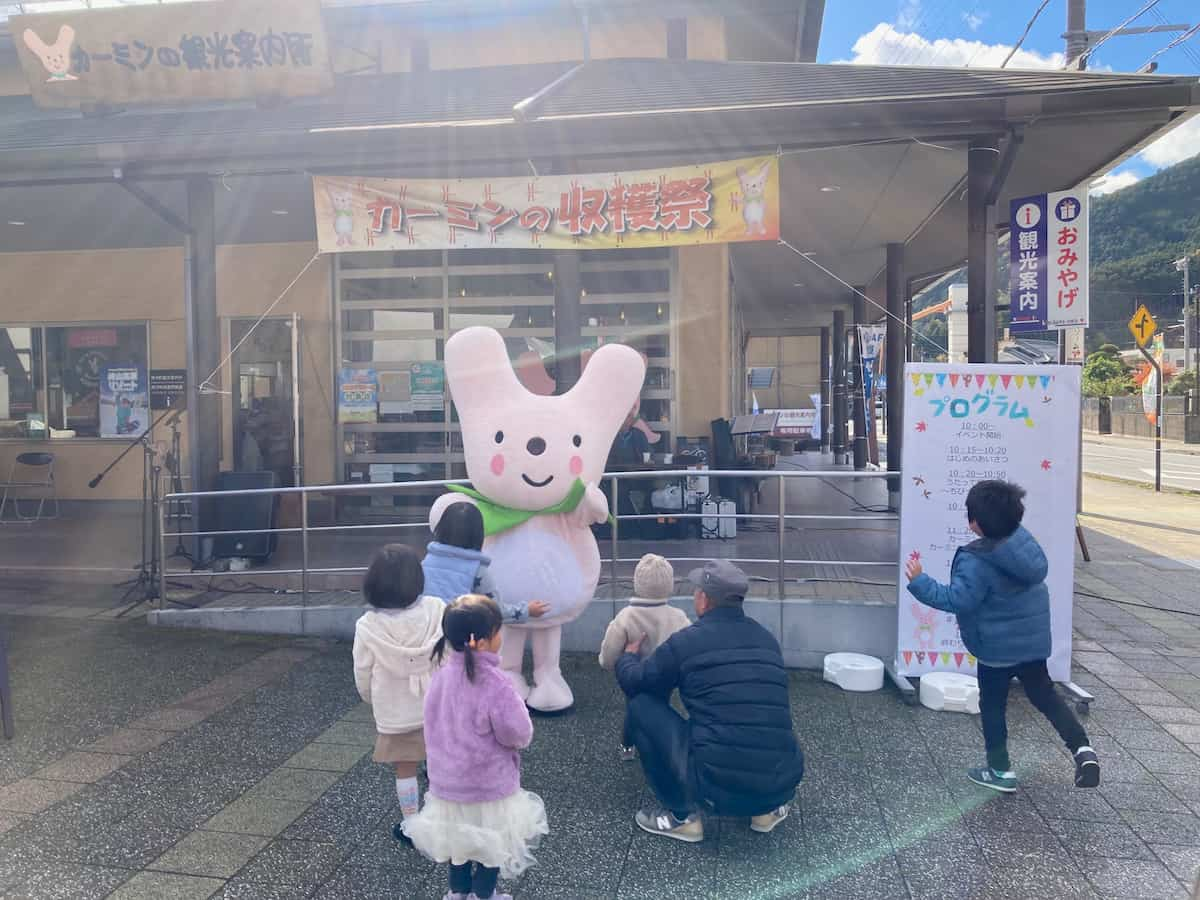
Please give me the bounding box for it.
[1010,188,1089,332]
[897,363,1081,682]
[857,325,886,466]
[1046,190,1088,329]
[99,364,148,438]
[1009,195,1049,332]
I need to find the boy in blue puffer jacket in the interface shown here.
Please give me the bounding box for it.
[906,480,1099,794]
[422,501,549,624]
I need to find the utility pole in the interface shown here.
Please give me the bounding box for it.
[1066,0,1088,69]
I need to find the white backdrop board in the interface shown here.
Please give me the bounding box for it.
[896,364,1081,682]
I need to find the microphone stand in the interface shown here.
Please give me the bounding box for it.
[88,407,192,614]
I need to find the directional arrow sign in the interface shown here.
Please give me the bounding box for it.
[1128,304,1158,348]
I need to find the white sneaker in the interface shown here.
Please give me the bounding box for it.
[750,805,790,834]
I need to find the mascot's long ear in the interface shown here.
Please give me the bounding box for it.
[445,327,525,418]
[568,343,646,432]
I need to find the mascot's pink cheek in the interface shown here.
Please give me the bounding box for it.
[569,455,583,476]
[490,454,505,476]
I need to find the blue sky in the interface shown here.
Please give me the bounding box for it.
[817,0,1200,193]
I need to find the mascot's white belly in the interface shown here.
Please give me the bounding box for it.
[484,515,598,627]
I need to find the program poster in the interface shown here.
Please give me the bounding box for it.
[897,364,1081,682]
[99,364,148,438]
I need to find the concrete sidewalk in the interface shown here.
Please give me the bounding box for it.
[0,477,1198,897]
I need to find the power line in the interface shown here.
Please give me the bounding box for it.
[1149,6,1200,70]
[1140,21,1200,69]
[1073,0,1163,69]
[1001,0,1053,68]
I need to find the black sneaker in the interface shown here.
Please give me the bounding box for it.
[1074,747,1100,788]
[392,822,413,846]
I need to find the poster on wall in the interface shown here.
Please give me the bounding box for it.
[99,365,149,438]
[897,363,1081,682]
[313,156,780,253]
[338,368,377,423]
[409,362,445,413]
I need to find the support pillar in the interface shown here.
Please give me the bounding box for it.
[819,326,831,454]
[552,251,583,393]
[851,289,868,471]
[885,243,905,504]
[185,177,219,557]
[967,138,999,363]
[832,309,847,464]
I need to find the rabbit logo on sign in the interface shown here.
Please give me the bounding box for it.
[22,26,78,82]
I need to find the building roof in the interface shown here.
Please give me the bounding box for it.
[0,58,1191,169]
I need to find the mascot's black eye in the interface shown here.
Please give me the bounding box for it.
[572,435,582,447]
[494,431,504,444]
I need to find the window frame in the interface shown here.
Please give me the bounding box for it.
[0,320,153,442]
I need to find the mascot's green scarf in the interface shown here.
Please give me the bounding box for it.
[447,479,611,537]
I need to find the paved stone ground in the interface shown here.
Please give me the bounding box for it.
[0,476,1199,899]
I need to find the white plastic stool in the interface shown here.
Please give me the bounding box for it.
[822,653,885,692]
[919,672,980,714]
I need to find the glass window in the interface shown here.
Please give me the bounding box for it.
[0,327,42,438]
[45,325,149,439]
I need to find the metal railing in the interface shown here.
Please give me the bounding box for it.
[159,469,899,608]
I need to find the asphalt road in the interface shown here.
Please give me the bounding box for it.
[1083,438,1200,492]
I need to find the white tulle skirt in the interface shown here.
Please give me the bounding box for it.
[401,789,549,878]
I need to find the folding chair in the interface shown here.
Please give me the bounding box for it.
[0,452,59,523]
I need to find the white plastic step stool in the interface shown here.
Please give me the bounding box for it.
[919,672,980,714]
[822,653,885,692]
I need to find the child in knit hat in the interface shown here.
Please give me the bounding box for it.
[599,554,692,760]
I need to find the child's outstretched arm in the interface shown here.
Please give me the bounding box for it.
[906,556,985,616]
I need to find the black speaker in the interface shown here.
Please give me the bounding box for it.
[212,471,277,561]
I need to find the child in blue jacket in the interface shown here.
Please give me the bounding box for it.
[422,502,548,624]
[906,479,1099,793]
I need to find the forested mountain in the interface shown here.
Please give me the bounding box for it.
[909,150,1199,357]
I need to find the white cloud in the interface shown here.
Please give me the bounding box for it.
[1089,171,1141,195]
[962,11,986,32]
[1139,115,1200,169]
[843,23,1064,69]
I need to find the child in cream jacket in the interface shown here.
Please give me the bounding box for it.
[599,554,691,758]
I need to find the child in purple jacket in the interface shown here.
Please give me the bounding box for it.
[402,595,548,900]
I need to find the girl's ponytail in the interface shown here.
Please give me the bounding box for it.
[438,595,503,682]
[464,633,476,681]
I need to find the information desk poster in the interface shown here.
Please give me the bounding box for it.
[99,364,148,438]
[896,364,1081,683]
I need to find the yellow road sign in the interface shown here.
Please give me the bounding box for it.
[1128,304,1158,348]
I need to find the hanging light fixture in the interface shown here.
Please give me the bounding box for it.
[656,304,663,319]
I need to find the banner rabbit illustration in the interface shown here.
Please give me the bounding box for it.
[736,160,772,237]
[430,327,645,713]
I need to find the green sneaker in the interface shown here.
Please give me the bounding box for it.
[967,767,1017,793]
[635,807,704,843]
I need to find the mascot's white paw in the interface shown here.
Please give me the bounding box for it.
[504,668,532,701]
[527,667,574,713]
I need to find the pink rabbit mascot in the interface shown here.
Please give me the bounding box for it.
[430,327,645,713]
